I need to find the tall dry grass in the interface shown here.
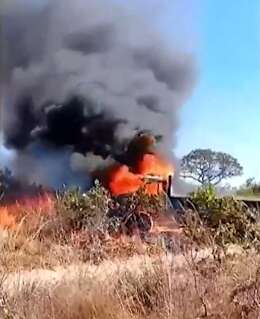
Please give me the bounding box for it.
[0,246,260,319]
[1,185,260,318]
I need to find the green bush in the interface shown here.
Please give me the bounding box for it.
[56,180,111,230]
[54,182,170,238]
[114,187,166,217]
[187,186,260,246]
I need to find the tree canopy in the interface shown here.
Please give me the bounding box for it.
[180,149,243,186]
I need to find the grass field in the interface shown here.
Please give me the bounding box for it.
[0,226,260,319]
[0,187,260,318]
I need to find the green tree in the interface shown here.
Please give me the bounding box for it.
[246,177,255,188]
[181,149,243,186]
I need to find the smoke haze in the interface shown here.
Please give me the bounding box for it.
[1,0,196,189]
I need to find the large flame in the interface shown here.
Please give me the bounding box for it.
[108,165,143,195]
[108,153,173,196]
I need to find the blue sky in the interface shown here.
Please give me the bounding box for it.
[158,1,260,186]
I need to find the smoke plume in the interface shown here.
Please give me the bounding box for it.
[1,0,196,188]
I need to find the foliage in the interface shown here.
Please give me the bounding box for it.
[181,149,243,186]
[114,187,166,217]
[106,187,167,236]
[56,180,111,230]
[54,180,260,248]
[187,185,260,246]
[54,182,171,250]
[190,184,216,209]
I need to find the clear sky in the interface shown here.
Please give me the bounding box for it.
[158,0,260,186]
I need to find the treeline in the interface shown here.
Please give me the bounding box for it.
[237,178,260,197]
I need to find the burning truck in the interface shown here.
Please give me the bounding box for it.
[92,132,180,238]
[105,174,176,239]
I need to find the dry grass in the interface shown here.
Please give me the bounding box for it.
[0,203,183,271]
[0,243,260,319]
[1,186,260,318]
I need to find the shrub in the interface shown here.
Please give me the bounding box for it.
[113,187,167,218]
[186,186,260,246]
[56,180,111,231]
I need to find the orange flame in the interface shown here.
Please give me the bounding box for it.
[108,154,173,196]
[108,165,143,195]
[0,193,55,230]
[0,207,17,230]
[136,154,172,176]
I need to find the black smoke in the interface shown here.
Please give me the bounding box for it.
[1,0,196,188]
